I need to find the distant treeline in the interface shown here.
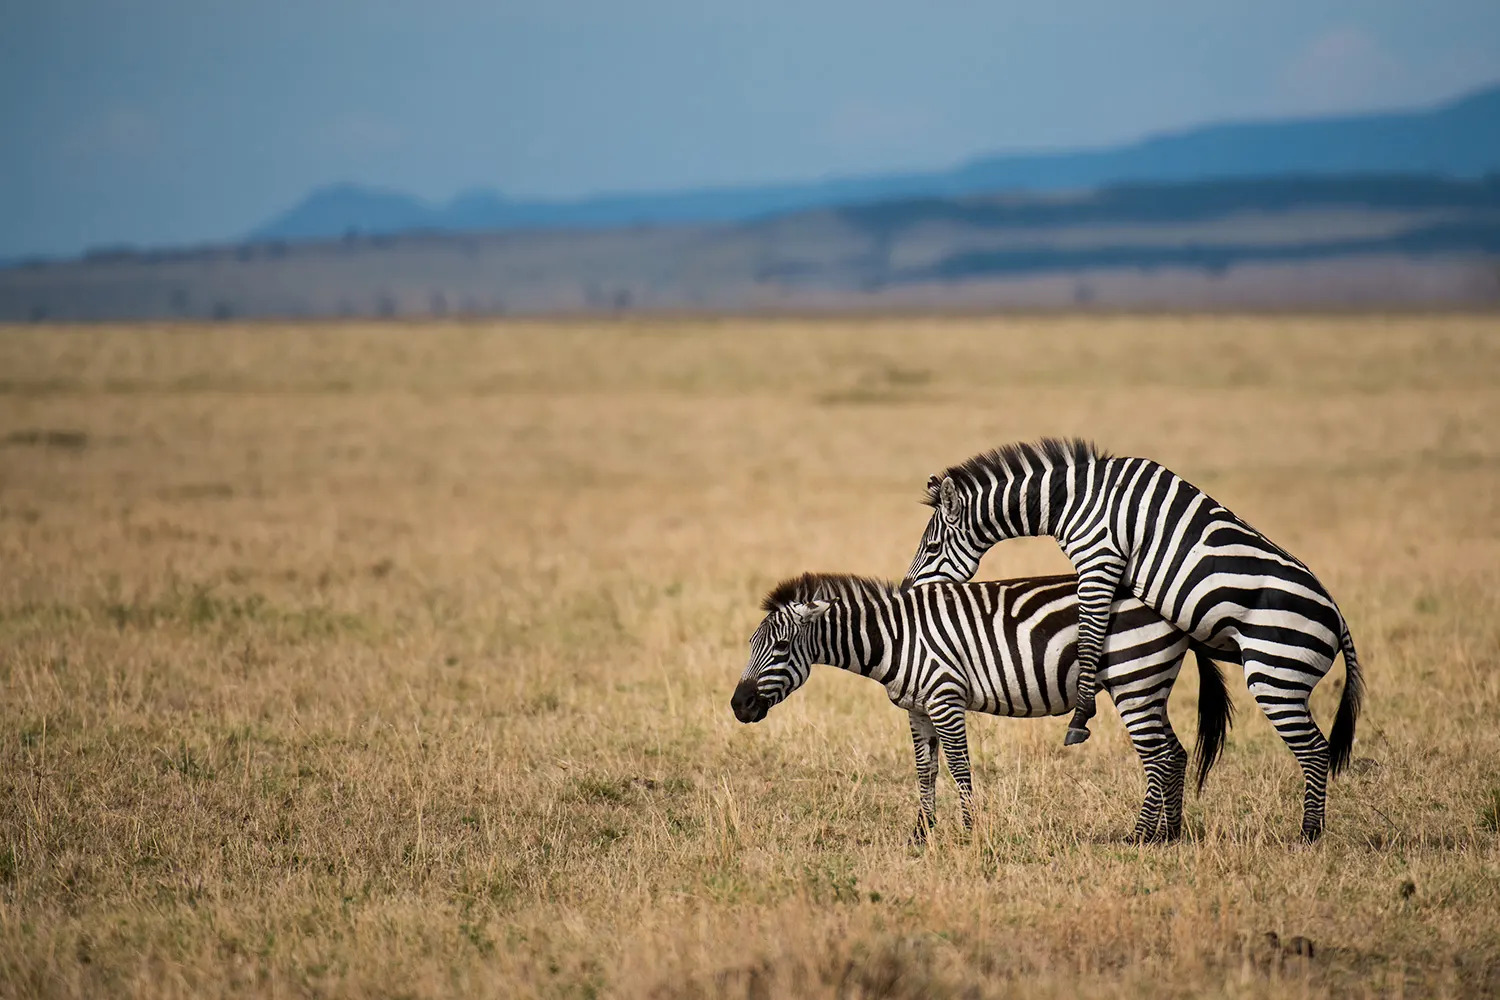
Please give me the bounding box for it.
[760,173,1500,287]
[915,220,1500,282]
[830,173,1500,237]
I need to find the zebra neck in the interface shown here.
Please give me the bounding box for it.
[986,465,1054,540]
[1046,458,1108,543]
[984,457,1102,543]
[809,601,893,679]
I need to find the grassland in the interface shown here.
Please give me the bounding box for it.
[2,314,1499,998]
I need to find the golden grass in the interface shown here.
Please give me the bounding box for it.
[2,314,1499,998]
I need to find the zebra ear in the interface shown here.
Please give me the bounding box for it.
[788,600,831,625]
[939,476,961,521]
[924,475,943,508]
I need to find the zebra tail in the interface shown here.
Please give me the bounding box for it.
[1329,618,1364,777]
[1191,641,1234,794]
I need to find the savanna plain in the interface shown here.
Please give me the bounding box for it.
[2,314,1499,999]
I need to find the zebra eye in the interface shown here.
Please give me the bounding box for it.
[771,640,790,655]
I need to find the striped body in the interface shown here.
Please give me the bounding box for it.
[904,439,1363,840]
[732,572,1231,843]
[837,576,1183,719]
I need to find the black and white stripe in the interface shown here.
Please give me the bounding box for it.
[903,438,1363,841]
[731,572,1233,844]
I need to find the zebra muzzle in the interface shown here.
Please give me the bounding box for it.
[730,681,770,723]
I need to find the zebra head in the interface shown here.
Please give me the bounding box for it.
[903,473,985,587]
[731,599,831,723]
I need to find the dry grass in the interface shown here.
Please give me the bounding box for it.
[2,314,1499,999]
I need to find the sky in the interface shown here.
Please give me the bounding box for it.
[2,0,1499,259]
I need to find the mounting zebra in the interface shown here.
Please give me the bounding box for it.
[902,438,1363,841]
[730,572,1233,844]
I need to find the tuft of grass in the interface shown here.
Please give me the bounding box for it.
[78,585,374,641]
[818,364,936,406]
[1482,789,1500,833]
[570,776,632,804]
[2,428,89,449]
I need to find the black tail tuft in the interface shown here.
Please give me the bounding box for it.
[1191,642,1234,794]
[1329,620,1363,777]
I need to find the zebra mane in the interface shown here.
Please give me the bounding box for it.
[760,572,893,612]
[923,437,1106,506]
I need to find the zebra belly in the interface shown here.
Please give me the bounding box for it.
[1096,603,1192,712]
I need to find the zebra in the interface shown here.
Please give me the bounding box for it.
[730,571,1233,844]
[902,438,1363,841]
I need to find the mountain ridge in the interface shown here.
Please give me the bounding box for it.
[253,83,1500,242]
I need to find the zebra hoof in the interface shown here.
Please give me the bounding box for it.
[1128,826,1179,845]
[1064,727,1091,746]
[1300,823,1324,844]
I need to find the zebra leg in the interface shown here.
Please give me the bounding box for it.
[1131,767,1166,843]
[1065,557,1127,746]
[1117,685,1186,843]
[1157,739,1189,841]
[907,710,940,844]
[1247,671,1331,842]
[928,702,975,830]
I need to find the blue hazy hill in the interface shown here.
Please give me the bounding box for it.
[255,83,1500,242]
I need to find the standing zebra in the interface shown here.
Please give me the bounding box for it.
[902,438,1362,840]
[731,572,1233,843]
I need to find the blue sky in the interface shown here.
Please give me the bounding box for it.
[2,0,1499,258]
